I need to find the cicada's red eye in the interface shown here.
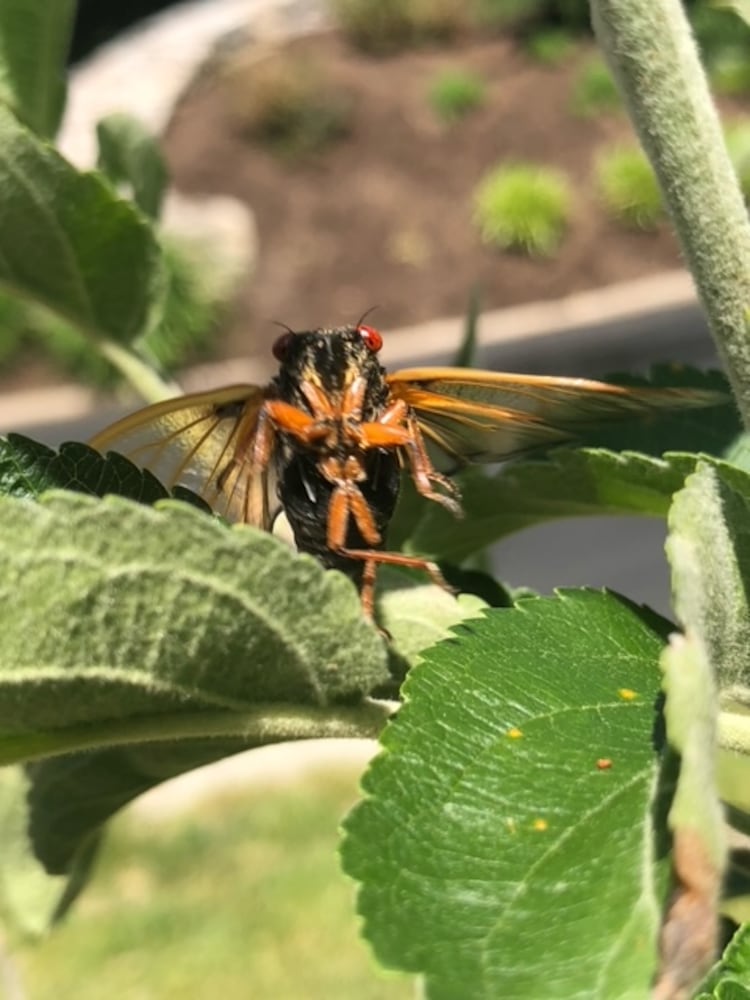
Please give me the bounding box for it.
[358,324,383,353]
[272,331,295,362]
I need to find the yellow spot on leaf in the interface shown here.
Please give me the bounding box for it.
[532,818,548,832]
[507,727,523,739]
[618,688,638,701]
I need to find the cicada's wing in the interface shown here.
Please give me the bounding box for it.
[89,384,279,528]
[388,367,726,467]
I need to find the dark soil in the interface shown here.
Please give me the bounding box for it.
[163,28,683,372]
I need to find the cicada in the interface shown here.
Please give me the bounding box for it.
[90,323,723,617]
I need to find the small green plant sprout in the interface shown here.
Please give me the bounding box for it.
[570,55,621,116]
[725,119,750,199]
[428,69,486,124]
[595,145,664,230]
[222,51,351,157]
[525,27,577,65]
[472,162,572,255]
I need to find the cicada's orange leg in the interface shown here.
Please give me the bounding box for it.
[340,548,453,619]
[357,400,463,518]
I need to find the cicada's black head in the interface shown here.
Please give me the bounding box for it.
[270,324,389,417]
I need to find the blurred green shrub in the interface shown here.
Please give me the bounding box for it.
[525,27,577,64]
[472,162,572,255]
[429,69,486,123]
[595,146,663,230]
[570,56,621,116]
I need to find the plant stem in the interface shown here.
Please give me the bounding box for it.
[591,0,750,427]
[98,339,180,403]
[0,700,396,767]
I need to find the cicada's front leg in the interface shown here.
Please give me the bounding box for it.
[357,399,463,519]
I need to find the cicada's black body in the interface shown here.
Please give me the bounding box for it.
[278,451,401,582]
[267,327,402,584]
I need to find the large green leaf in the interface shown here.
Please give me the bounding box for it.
[0,492,388,754]
[0,492,390,898]
[342,590,672,999]
[0,0,73,137]
[0,104,165,342]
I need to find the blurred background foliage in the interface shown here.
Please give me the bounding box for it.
[3,0,748,391]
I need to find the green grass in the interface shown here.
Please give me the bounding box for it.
[570,56,621,117]
[17,766,412,1000]
[525,27,577,65]
[428,69,486,123]
[595,146,663,230]
[472,162,572,256]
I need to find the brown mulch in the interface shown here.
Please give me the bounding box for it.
[163,28,682,374]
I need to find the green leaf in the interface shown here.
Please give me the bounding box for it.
[714,1,750,30]
[695,923,750,998]
[583,366,736,457]
[376,568,487,677]
[0,766,71,937]
[394,450,699,562]
[0,103,165,342]
[342,590,672,999]
[0,0,74,137]
[0,433,209,511]
[96,112,168,220]
[0,492,390,888]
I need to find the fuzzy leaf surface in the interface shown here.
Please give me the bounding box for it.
[0,104,164,341]
[342,590,672,999]
[0,492,388,882]
[667,460,750,699]
[695,923,750,998]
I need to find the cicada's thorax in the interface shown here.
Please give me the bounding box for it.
[268,327,402,581]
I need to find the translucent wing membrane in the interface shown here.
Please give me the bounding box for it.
[89,385,278,527]
[389,368,726,466]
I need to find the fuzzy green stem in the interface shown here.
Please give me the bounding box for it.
[591,0,750,426]
[98,338,180,403]
[0,700,396,767]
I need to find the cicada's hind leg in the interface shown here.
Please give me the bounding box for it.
[343,548,453,619]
